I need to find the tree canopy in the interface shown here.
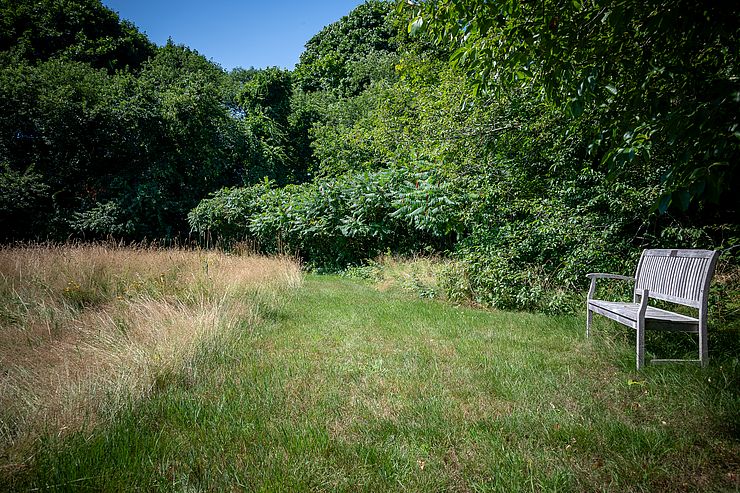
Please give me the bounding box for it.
[0,0,295,239]
[407,0,740,210]
[0,0,737,314]
[294,0,405,96]
[0,0,154,70]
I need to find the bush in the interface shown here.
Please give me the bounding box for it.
[189,167,466,268]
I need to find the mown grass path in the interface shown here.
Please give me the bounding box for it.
[10,276,738,492]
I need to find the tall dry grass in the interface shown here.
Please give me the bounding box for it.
[0,244,301,465]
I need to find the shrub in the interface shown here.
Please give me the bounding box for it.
[189,167,466,268]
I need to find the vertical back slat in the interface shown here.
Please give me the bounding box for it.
[650,256,659,289]
[675,257,688,299]
[658,255,668,293]
[688,258,703,300]
[663,255,674,294]
[696,258,706,293]
[633,249,717,308]
[681,257,690,299]
[643,255,656,291]
[691,258,704,299]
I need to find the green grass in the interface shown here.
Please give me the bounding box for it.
[4,275,739,492]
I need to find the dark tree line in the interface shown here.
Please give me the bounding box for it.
[0,0,318,240]
[1,0,738,315]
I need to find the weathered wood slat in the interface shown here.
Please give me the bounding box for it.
[695,258,706,295]
[633,251,714,308]
[588,303,638,329]
[651,359,701,364]
[588,300,699,324]
[641,249,716,258]
[586,248,719,369]
[680,258,691,300]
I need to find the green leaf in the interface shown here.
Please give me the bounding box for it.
[450,47,466,62]
[689,180,706,197]
[658,194,672,214]
[408,17,424,35]
[569,99,583,117]
[677,190,691,211]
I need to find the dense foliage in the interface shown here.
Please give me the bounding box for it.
[1,0,737,314]
[1,44,246,238]
[0,0,307,240]
[0,0,155,70]
[408,0,740,212]
[294,0,403,96]
[189,168,464,267]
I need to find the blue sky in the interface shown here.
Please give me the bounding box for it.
[102,0,367,71]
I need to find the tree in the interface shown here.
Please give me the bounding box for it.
[294,0,402,96]
[0,58,128,237]
[407,0,740,211]
[90,41,250,238]
[0,36,250,239]
[0,162,49,240]
[0,0,155,71]
[236,67,299,184]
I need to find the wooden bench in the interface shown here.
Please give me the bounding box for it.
[586,249,719,369]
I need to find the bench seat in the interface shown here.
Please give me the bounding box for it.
[587,300,699,332]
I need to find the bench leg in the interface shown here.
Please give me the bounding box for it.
[636,320,645,370]
[586,307,593,337]
[699,322,708,368]
[635,289,648,370]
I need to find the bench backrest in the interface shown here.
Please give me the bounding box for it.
[634,249,719,309]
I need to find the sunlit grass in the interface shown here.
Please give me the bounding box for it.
[2,269,737,491]
[0,244,301,472]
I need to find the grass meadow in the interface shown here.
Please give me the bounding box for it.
[1,247,738,491]
[0,244,300,482]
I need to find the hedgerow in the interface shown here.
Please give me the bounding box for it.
[189,167,466,268]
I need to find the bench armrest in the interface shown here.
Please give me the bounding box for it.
[586,273,634,281]
[587,273,635,300]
